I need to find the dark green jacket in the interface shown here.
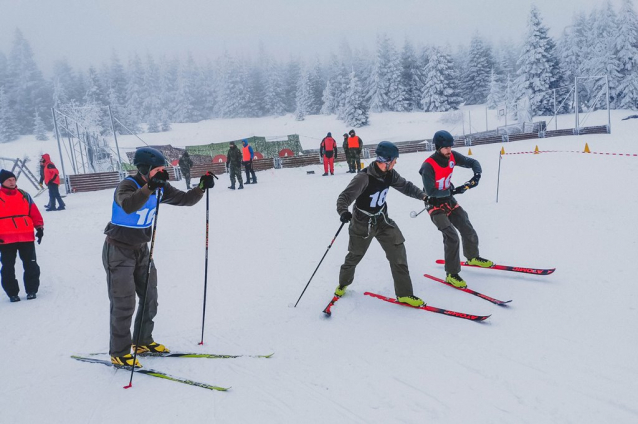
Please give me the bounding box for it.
[226,146,242,168]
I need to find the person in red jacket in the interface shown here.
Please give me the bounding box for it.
[39,154,66,211]
[320,132,338,176]
[0,170,44,302]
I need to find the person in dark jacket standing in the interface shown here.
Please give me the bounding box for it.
[342,133,352,173]
[39,154,65,211]
[178,151,194,190]
[320,132,338,176]
[241,139,257,184]
[102,147,215,368]
[419,130,493,289]
[347,129,363,173]
[335,142,428,307]
[226,141,244,190]
[0,170,44,302]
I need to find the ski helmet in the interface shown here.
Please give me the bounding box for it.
[375,141,399,162]
[433,130,454,150]
[133,147,166,169]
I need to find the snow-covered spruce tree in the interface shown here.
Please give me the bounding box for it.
[400,40,423,111]
[583,1,622,108]
[143,54,162,124]
[263,60,286,116]
[515,5,562,116]
[160,109,172,132]
[7,29,51,134]
[284,59,301,113]
[125,54,144,131]
[334,63,350,120]
[147,111,160,133]
[366,34,391,112]
[174,54,199,122]
[343,71,368,127]
[386,39,407,112]
[309,61,325,114]
[320,79,337,115]
[33,109,48,140]
[615,0,638,108]
[486,68,501,109]
[246,63,266,117]
[294,68,313,121]
[420,46,463,112]
[461,34,494,105]
[159,57,179,122]
[0,87,19,143]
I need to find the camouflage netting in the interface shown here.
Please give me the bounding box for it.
[185,135,302,159]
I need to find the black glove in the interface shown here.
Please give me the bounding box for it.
[225,164,230,173]
[340,211,352,223]
[35,227,43,244]
[320,149,324,157]
[198,172,215,190]
[148,169,169,191]
[468,173,481,188]
[452,185,468,195]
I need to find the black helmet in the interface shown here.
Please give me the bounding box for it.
[433,130,454,149]
[375,141,399,162]
[133,147,166,168]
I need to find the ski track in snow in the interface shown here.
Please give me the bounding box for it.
[1,109,637,423]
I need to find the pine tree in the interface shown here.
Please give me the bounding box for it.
[284,59,301,113]
[108,52,128,112]
[400,40,423,111]
[143,54,161,123]
[294,68,313,121]
[33,109,48,140]
[160,109,172,132]
[147,111,160,133]
[7,29,51,134]
[334,63,350,120]
[263,60,286,116]
[216,53,248,118]
[0,87,19,142]
[320,79,337,115]
[386,40,407,111]
[420,47,463,112]
[461,34,494,105]
[343,71,369,127]
[486,68,501,109]
[515,6,562,116]
[309,61,325,114]
[615,0,638,108]
[366,34,391,112]
[159,57,179,122]
[125,54,145,131]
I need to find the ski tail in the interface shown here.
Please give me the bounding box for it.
[435,260,555,275]
[423,274,511,306]
[323,295,341,316]
[71,356,230,391]
[363,292,490,322]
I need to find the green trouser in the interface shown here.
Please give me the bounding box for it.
[339,214,415,298]
[347,152,361,172]
[103,241,158,357]
[430,204,479,275]
[229,165,243,186]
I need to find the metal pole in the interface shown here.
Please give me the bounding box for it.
[469,111,472,135]
[606,75,611,133]
[64,117,78,174]
[496,153,502,203]
[51,109,71,193]
[199,188,210,345]
[575,77,579,135]
[554,89,557,131]
[108,105,123,170]
[486,106,488,132]
[76,122,86,174]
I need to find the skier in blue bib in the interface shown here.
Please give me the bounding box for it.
[102,147,215,368]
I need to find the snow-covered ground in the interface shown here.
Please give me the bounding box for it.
[0,110,637,423]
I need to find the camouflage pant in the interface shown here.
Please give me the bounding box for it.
[347,151,361,171]
[229,165,243,186]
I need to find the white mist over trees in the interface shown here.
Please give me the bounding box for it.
[1,0,638,142]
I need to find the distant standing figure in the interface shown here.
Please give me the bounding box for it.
[320,132,338,176]
[226,141,244,190]
[242,139,257,184]
[347,129,363,173]
[178,151,194,190]
[39,154,65,211]
[342,133,352,173]
[0,170,44,302]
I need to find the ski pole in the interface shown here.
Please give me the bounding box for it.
[199,186,211,345]
[125,189,162,389]
[410,207,427,218]
[294,222,345,307]
[496,152,502,203]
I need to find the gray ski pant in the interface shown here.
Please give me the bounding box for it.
[339,215,415,298]
[102,241,158,357]
[430,205,479,275]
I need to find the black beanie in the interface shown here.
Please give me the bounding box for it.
[0,169,16,185]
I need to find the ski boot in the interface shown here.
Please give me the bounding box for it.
[228,184,235,190]
[446,273,467,289]
[9,295,20,302]
[397,295,425,307]
[322,173,328,176]
[238,182,244,190]
[27,293,37,300]
[111,354,141,368]
[466,257,494,268]
[334,285,347,297]
[133,342,170,356]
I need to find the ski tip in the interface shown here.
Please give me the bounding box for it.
[435,259,445,265]
[477,315,491,322]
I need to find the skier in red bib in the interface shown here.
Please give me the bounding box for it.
[419,130,493,288]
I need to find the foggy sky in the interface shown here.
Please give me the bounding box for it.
[0,0,629,73]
